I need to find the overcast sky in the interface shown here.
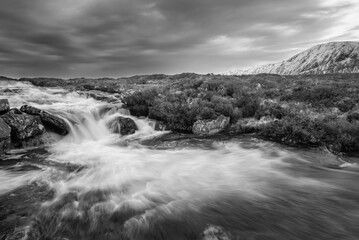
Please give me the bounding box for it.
[0,0,358,78]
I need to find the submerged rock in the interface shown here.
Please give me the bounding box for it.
[0,99,10,114]
[107,116,138,135]
[20,105,69,135]
[1,113,46,147]
[0,118,11,154]
[192,115,230,135]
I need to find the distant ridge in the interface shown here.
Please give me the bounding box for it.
[227,41,359,75]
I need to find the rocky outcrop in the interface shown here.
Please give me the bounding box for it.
[192,115,230,135]
[228,41,359,75]
[0,118,11,154]
[1,112,46,147]
[0,99,10,114]
[20,105,69,135]
[0,103,71,154]
[107,116,138,135]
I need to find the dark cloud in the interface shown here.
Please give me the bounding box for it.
[0,0,358,77]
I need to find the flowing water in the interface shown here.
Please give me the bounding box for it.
[1,80,359,240]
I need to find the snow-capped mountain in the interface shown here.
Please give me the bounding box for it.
[227,41,359,75]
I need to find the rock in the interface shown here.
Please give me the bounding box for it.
[1,113,46,146]
[20,105,41,115]
[0,118,11,154]
[20,135,45,148]
[229,117,275,134]
[107,116,138,135]
[192,115,230,135]
[40,111,69,135]
[8,108,22,114]
[0,118,11,140]
[20,105,69,135]
[0,99,10,114]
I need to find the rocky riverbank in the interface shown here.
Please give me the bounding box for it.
[5,73,359,154]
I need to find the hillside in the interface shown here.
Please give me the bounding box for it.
[228,41,359,75]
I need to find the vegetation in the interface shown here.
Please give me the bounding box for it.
[19,73,359,153]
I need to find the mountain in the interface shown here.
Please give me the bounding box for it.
[227,41,359,75]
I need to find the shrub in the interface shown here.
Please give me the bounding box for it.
[122,88,158,116]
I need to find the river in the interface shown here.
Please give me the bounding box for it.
[1,80,359,240]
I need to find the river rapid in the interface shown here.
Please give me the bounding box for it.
[1,80,359,240]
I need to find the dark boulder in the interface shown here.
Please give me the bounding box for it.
[41,111,69,135]
[0,99,10,114]
[0,118,11,154]
[8,108,22,115]
[107,117,138,135]
[1,113,46,146]
[20,105,41,115]
[20,105,70,135]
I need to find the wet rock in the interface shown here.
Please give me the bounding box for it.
[0,99,10,114]
[0,118,11,140]
[0,118,11,154]
[21,135,45,148]
[39,111,69,135]
[107,116,138,135]
[8,108,22,115]
[19,105,41,115]
[1,113,46,145]
[192,115,230,135]
[20,105,70,135]
[2,88,22,94]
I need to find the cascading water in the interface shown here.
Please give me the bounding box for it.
[1,80,359,240]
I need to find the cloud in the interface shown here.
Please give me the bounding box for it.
[0,0,358,77]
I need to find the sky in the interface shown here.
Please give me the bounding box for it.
[0,0,358,78]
